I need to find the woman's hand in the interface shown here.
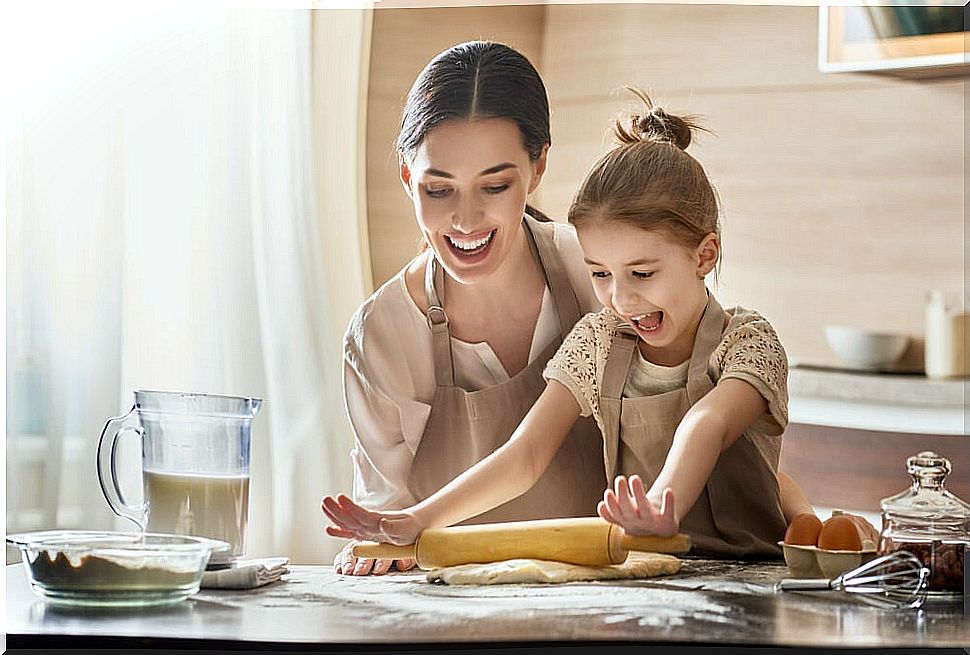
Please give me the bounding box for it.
[597,475,679,538]
[332,541,417,576]
[321,493,424,545]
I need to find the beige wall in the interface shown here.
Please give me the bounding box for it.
[365,4,965,368]
[537,4,964,369]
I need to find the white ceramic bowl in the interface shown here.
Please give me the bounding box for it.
[823,324,909,370]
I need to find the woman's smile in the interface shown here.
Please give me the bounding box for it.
[443,229,497,262]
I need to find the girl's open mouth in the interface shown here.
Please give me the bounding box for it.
[444,229,496,261]
[631,311,664,335]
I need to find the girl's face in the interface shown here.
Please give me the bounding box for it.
[577,221,719,366]
[400,118,547,284]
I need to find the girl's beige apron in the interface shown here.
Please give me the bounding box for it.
[598,292,786,557]
[407,217,606,523]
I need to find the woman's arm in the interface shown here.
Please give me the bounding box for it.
[323,380,582,545]
[335,335,422,574]
[600,378,768,536]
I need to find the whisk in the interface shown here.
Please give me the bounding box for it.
[775,550,930,609]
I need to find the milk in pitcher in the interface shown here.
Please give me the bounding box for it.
[144,470,250,558]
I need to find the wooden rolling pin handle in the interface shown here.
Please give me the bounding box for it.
[351,541,418,561]
[618,532,692,555]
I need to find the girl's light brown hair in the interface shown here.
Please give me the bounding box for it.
[568,88,721,271]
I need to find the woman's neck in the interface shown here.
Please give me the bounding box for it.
[443,222,544,313]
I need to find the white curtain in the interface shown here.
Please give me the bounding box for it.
[6,7,366,563]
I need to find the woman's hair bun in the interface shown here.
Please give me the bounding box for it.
[614,87,704,151]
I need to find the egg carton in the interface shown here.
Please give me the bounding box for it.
[778,541,878,579]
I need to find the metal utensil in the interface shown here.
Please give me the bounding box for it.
[775,550,930,609]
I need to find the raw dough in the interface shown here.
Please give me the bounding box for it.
[426,552,681,586]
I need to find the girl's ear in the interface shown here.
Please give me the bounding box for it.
[527,144,550,194]
[399,154,414,199]
[695,233,719,278]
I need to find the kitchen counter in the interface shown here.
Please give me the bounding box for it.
[788,365,966,435]
[6,560,968,650]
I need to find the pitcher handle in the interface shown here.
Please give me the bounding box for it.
[96,407,147,530]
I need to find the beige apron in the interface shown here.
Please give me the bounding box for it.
[598,292,786,557]
[407,216,606,524]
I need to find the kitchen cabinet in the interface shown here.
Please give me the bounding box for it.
[819,5,968,76]
[6,561,966,649]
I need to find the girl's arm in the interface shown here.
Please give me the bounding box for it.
[777,470,814,521]
[323,380,581,545]
[600,378,768,536]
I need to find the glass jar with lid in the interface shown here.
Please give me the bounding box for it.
[879,451,968,597]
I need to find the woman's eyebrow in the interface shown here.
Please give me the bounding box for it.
[422,162,516,179]
[480,162,517,176]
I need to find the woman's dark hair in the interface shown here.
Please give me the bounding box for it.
[399,40,552,222]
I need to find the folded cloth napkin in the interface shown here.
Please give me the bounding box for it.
[202,557,290,590]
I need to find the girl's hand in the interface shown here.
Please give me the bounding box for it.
[321,493,424,545]
[597,475,678,538]
[332,541,417,576]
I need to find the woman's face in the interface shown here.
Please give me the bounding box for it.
[401,117,547,285]
[577,220,718,366]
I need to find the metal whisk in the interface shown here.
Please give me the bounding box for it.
[775,550,930,609]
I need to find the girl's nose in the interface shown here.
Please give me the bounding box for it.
[611,281,639,315]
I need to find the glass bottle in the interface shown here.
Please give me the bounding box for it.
[879,451,969,597]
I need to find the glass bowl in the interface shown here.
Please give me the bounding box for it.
[7,530,229,607]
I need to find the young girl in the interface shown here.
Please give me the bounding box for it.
[324,89,813,557]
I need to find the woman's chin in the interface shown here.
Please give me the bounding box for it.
[433,237,501,281]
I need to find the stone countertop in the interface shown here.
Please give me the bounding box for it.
[6,560,967,649]
[788,365,967,435]
[789,365,965,407]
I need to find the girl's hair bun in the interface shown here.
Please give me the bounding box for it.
[614,87,704,151]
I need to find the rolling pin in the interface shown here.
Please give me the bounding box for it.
[351,517,691,570]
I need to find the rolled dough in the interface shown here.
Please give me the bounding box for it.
[426,552,681,585]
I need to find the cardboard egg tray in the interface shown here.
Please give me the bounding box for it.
[778,541,878,579]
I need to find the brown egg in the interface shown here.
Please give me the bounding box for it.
[784,513,823,546]
[817,515,863,551]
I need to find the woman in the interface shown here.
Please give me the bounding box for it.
[332,41,607,575]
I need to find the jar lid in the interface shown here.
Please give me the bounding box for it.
[881,451,970,525]
[907,451,951,477]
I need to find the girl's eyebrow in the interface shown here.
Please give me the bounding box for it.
[424,163,517,179]
[584,257,661,266]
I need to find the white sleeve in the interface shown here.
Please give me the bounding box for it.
[343,329,421,511]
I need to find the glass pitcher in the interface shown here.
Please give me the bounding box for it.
[97,390,262,566]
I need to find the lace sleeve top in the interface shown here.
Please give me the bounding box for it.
[543,305,790,466]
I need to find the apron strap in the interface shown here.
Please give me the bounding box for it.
[601,324,639,399]
[424,253,455,387]
[598,323,638,482]
[524,215,582,338]
[685,290,724,404]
